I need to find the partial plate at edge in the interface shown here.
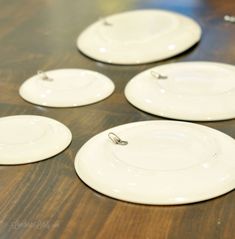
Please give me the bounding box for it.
[74,120,235,205]
[125,62,235,121]
[0,115,72,164]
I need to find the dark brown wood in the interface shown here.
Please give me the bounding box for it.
[0,0,234,238]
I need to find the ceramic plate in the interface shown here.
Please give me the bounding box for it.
[77,9,201,65]
[75,120,235,205]
[0,115,72,164]
[125,62,235,121]
[19,69,114,107]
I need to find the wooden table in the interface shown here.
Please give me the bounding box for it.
[0,0,234,238]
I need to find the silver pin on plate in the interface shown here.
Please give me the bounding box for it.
[100,17,113,26]
[224,15,235,23]
[151,71,168,80]
[37,70,53,81]
[108,132,128,145]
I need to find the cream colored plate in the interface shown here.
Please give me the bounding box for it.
[19,69,114,107]
[125,62,235,121]
[75,121,235,205]
[0,115,72,164]
[77,9,201,64]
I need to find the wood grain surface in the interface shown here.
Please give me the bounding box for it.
[0,0,234,238]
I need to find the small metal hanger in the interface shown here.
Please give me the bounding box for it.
[108,132,128,145]
[224,15,235,23]
[37,70,53,81]
[100,17,113,26]
[151,71,168,80]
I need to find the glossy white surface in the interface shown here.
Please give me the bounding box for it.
[77,9,201,64]
[0,115,72,164]
[125,62,235,121]
[19,69,114,107]
[75,121,235,205]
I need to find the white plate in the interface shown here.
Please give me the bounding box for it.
[77,9,201,65]
[0,115,72,164]
[125,62,235,121]
[19,69,114,107]
[75,120,235,205]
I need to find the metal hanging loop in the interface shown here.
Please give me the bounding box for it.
[224,15,235,23]
[108,132,128,145]
[37,70,53,81]
[100,17,112,26]
[151,71,168,80]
